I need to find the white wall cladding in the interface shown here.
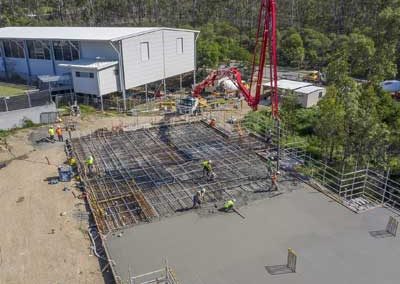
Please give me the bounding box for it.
[122,30,196,89]
[71,68,99,95]
[0,28,197,92]
[163,30,195,78]
[122,31,164,89]
[80,41,118,60]
[98,66,120,95]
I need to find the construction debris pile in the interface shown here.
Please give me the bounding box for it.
[72,121,270,233]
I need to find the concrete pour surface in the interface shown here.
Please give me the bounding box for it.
[105,184,400,284]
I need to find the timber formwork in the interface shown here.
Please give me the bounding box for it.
[72,121,270,233]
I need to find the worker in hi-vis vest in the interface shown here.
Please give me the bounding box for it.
[86,155,94,175]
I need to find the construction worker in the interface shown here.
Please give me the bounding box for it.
[64,139,73,157]
[209,118,216,127]
[192,188,206,208]
[86,155,94,175]
[202,160,212,178]
[270,171,280,191]
[69,156,77,173]
[223,199,236,212]
[48,126,55,141]
[56,125,63,142]
[266,159,274,175]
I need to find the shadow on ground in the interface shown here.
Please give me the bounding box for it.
[265,265,295,275]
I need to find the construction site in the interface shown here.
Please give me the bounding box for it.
[72,120,271,234]
[1,1,400,284]
[67,114,400,284]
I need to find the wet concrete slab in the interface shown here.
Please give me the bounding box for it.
[105,184,400,284]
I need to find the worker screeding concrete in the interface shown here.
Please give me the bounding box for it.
[223,199,236,212]
[192,188,206,208]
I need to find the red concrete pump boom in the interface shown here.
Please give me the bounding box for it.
[193,0,279,116]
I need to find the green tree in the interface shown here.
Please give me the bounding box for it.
[315,86,345,161]
[280,93,301,133]
[347,33,375,78]
[301,28,331,68]
[280,30,305,67]
[197,40,220,68]
[326,57,350,86]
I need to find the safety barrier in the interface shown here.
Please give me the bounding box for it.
[287,248,297,272]
[386,216,398,237]
[0,90,51,112]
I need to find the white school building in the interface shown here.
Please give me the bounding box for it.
[0,26,199,110]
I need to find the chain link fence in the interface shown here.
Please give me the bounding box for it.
[0,90,51,112]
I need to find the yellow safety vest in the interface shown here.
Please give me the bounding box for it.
[224,200,235,209]
[69,157,77,166]
[86,156,94,165]
[48,128,55,136]
[202,160,211,170]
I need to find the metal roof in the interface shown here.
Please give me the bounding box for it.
[264,79,312,90]
[295,85,325,94]
[58,59,118,70]
[0,26,199,42]
[37,74,71,83]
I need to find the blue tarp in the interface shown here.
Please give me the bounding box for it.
[380,80,400,92]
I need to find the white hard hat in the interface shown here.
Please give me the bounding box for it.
[232,199,236,203]
[209,160,212,163]
[276,171,281,175]
[201,188,206,193]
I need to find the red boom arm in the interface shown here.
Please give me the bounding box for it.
[193,0,279,117]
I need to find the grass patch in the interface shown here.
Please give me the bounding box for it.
[78,104,97,115]
[242,108,274,135]
[0,82,30,97]
[0,119,41,138]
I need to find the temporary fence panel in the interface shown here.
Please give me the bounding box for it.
[287,248,297,273]
[0,98,7,112]
[268,122,400,213]
[386,216,398,236]
[0,90,51,112]
[40,111,59,124]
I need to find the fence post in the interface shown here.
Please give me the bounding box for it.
[3,98,8,112]
[350,162,358,199]
[363,163,369,197]
[382,168,390,205]
[165,258,169,281]
[338,165,343,198]
[100,95,104,112]
[26,93,32,108]
[322,163,327,184]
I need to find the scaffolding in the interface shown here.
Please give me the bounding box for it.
[271,124,400,213]
[71,121,270,233]
[129,258,179,284]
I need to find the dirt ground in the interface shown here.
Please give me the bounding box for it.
[0,127,105,284]
[0,107,248,284]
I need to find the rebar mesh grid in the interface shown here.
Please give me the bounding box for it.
[72,121,270,233]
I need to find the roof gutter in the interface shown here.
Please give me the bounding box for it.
[110,27,201,42]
